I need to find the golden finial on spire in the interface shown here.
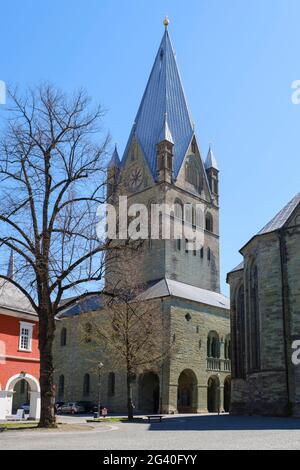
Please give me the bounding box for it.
[163,16,170,29]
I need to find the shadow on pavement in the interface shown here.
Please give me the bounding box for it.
[120,414,300,431]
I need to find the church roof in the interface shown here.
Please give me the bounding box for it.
[56,278,229,320]
[228,193,300,275]
[57,294,103,318]
[123,29,194,178]
[140,278,229,310]
[227,261,244,276]
[257,192,300,235]
[205,145,218,170]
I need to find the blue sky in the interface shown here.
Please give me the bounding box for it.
[1,0,300,293]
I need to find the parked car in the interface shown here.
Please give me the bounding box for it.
[59,402,85,414]
[76,401,96,413]
[75,402,107,414]
[55,402,65,414]
[20,403,30,413]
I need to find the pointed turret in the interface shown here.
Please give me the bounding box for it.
[157,113,174,183]
[158,113,174,145]
[205,144,219,203]
[205,144,218,171]
[108,144,121,169]
[7,250,14,280]
[107,145,121,198]
[122,24,194,178]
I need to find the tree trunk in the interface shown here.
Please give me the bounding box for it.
[127,373,134,421]
[38,308,57,428]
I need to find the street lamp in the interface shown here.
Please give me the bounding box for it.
[97,362,104,418]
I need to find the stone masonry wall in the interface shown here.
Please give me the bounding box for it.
[53,296,230,414]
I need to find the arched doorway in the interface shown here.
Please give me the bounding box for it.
[12,379,30,413]
[177,369,198,413]
[6,373,40,420]
[207,376,220,413]
[223,376,231,413]
[139,372,160,413]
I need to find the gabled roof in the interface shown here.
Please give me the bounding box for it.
[227,261,244,276]
[205,145,218,171]
[0,278,36,315]
[239,192,300,253]
[140,278,229,310]
[56,279,229,319]
[228,194,300,279]
[257,193,300,235]
[108,145,121,169]
[122,30,194,178]
[57,294,103,318]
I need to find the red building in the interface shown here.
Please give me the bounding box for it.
[0,277,40,420]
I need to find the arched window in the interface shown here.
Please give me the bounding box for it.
[192,206,196,226]
[83,373,90,396]
[84,323,92,343]
[108,372,115,396]
[174,199,184,220]
[207,332,220,358]
[205,213,213,232]
[60,328,67,347]
[182,204,197,227]
[185,312,192,322]
[173,199,184,243]
[248,263,260,372]
[58,375,65,398]
[184,204,193,224]
[224,335,231,360]
[234,284,246,378]
[185,157,202,193]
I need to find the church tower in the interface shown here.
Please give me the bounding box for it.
[109,19,221,293]
[54,20,230,417]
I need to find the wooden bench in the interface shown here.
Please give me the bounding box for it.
[146,415,163,423]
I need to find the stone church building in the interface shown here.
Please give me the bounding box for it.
[227,193,300,416]
[53,22,231,414]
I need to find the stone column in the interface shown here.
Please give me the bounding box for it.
[219,385,224,413]
[197,385,208,413]
[162,383,178,414]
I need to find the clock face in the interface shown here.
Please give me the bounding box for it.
[127,164,144,191]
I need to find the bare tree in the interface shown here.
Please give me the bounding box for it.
[88,252,173,421]
[0,84,113,427]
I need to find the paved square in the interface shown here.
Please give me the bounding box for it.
[1,414,300,450]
